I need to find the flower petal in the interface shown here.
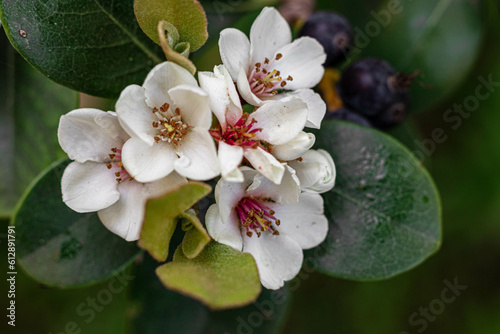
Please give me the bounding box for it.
[98,180,146,241]
[237,65,263,106]
[249,7,292,65]
[58,109,125,163]
[243,232,303,290]
[276,89,326,129]
[143,172,188,199]
[245,164,300,204]
[272,132,315,161]
[243,147,285,185]
[273,37,326,90]
[61,161,120,213]
[249,98,308,145]
[174,128,220,180]
[121,137,176,183]
[219,28,251,80]
[218,141,244,182]
[168,84,212,129]
[143,61,198,109]
[214,168,253,224]
[206,205,243,251]
[268,192,328,249]
[115,85,156,146]
[289,149,336,193]
[94,111,130,142]
[199,66,242,128]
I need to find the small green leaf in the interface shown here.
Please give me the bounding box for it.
[179,212,210,259]
[310,120,442,280]
[138,182,211,261]
[156,241,261,310]
[0,0,165,98]
[0,30,77,218]
[134,0,208,51]
[12,160,141,287]
[157,21,196,74]
[129,254,290,334]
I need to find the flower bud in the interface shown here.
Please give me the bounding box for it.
[288,149,336,193]
[272,132,315,161]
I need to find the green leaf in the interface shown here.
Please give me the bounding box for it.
[134,0,208,51]
[129,253,290,334]
[0,0,165,98]
[138,182,211,261]
[156,241,261,310]
[357,0,484,113]
[311,120,442,280]
[0,29,77,218]
[12,160,141,287]
[157,20,196,74]
[179,212,210,259]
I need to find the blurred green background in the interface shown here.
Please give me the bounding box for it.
[2,0,500,333]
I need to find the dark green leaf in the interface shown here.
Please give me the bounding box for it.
[138,182,211,261]
[12,159,141,287]
[134,0,208,50]
[0,29,77,218]
[0,0,165,98]
[310,120,441,280]
[156,241,261,310]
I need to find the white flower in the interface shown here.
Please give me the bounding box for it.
[116,61,220,183]
[272,131,316,161]
[219,7,327,128]
[205,167,328,289]
[288,149,336,193]
[199,65,309,185]
[58,108,187,241]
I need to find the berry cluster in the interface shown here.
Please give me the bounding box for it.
[298,11,414,130]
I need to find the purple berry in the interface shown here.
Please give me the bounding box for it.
[299,11,354,67]
[337,58,410,122]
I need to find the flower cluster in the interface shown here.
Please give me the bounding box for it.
[58,7,336,289]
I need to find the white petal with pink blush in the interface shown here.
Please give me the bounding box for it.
[58,107,188,241]
[218,7,326,129]
[205,167,329,290]
[116,61,220,182]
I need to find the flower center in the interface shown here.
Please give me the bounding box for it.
[106,147,132,183]
[151,103,191,146]
[210,113,262,148]
[248,53,293,97]
[236,197,280,237]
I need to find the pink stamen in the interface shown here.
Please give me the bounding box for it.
[235,197,280,237]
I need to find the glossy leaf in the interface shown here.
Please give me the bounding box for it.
[134,0,208,50]
[156,241,261,310]
[0,29,77,218]
[12,160,141,287]
[310,120,441,280]
[0,0,165,98]
[139,182,211,261]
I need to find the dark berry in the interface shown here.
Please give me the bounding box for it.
[299,11,354,67]
[369,95,409,129]
[325,108,372,127]
[337,58,410,119]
